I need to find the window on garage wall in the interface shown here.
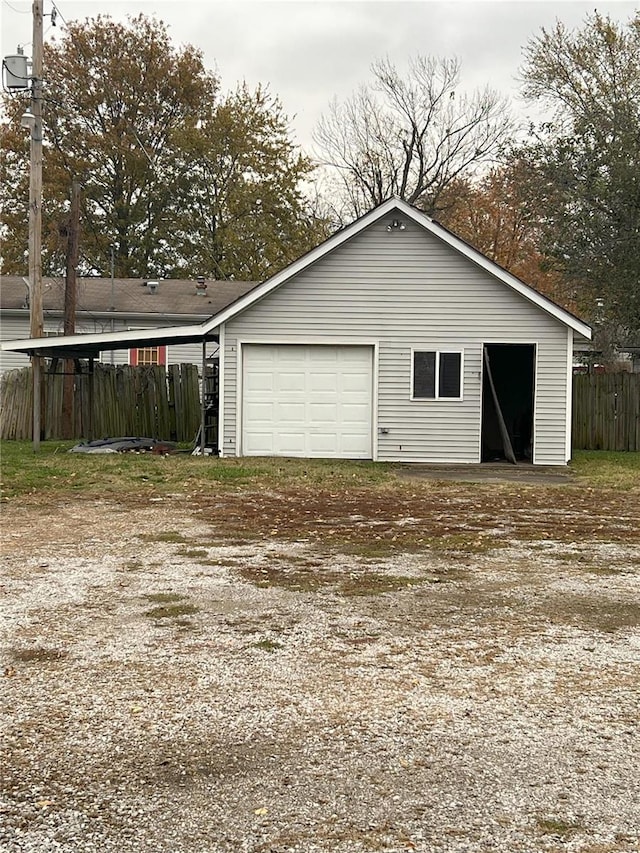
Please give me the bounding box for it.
[412,350,463,400]
[130,345,167,366]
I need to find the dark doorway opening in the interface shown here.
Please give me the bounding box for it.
[482,344,535,462]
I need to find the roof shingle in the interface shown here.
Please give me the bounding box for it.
[0,276,257,317]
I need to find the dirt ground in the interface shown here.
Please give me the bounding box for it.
[1,476,639,852]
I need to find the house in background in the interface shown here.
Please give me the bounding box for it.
[0,276,254,373]
[1,199,592,465]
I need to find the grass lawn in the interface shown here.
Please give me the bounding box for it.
[0,440,395,503]
[0,441,638,503]
[569,449,640,489]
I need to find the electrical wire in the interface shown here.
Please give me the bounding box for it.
[1,0,31,13]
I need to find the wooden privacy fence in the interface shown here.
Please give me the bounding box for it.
[3,362,637,451]
[0,362,201,442]
[573,372,640,452]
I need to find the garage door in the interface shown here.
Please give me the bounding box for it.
[242,344,373,458]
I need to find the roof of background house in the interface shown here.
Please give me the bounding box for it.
[0,276,257,317]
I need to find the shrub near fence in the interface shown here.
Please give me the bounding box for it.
[573,372,640,452]
[0,362,201,442]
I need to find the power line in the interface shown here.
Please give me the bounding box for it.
[2,0,70,55]
[1,0,31,14]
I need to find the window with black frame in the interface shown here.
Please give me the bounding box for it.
[412,350,462,399]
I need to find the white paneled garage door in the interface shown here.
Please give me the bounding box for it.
[242,344,373,458]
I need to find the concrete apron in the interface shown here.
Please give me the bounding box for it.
[394,462,575,486]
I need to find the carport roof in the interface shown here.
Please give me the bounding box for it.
[0,323,218,359]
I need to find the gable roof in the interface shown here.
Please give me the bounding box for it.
[0,198,591,358]
[199,197,592,339]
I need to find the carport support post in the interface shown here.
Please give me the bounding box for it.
[88,357,95,441]
[32,356,42,451]
[200,340,206,457]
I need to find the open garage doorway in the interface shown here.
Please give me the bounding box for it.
[482,344,535,462]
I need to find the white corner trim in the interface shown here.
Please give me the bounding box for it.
[235,340,243,457]
[218,324,225,458]
[372,341,379,462]
[532,343,540,466]
[566,326,574,463]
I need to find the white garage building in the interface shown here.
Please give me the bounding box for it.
[1,199,592,465]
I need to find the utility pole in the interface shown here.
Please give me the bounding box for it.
[29,0,44,450]
[61,180,80,438]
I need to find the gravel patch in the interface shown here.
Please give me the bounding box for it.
[1,497,639,852]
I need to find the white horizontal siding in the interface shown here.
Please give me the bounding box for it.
[221,219,569,464]
[0,315,32,372]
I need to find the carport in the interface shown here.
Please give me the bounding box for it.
[0,322,219,453]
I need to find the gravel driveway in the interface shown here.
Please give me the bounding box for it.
[1,482,639,853]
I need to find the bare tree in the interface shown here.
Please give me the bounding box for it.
[313,56,514,224]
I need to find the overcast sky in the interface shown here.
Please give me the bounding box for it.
[2,0,638,150]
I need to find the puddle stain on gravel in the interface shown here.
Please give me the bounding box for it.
[142,593,199,620]
[235,563,430,596]
[11,647,69,664]
[144,602,199,619]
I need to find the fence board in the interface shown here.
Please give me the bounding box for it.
[0,362,201,442]
[572,373,640,452]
